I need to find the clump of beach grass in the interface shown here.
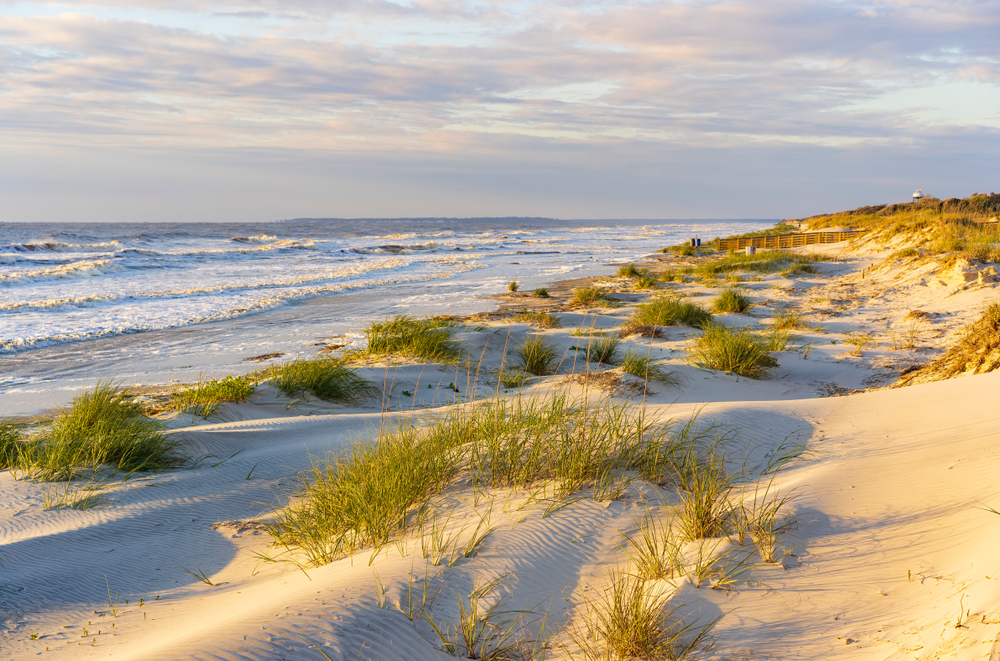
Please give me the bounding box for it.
[0,420,21,470]
[771,309,810,330]
[497,369,530,390]
[363,314,462,362]
[171,375,256,417]
[619,350,679,386]
[533,287,550,298]
[695,250,831,277]
[515,310,561,329]
[572,286,606,306]
[634,274,658,290]
[8,381,182,481]
[575,569,712,661]
[508,281,520,292]
[712,288,754,314]
[514,336,559,376]
[266,357,378,404]
[586,335,620,365]
[617,264,648,278]
[269,395,691,565]
[687,324,779,378]
[620,296,712,338]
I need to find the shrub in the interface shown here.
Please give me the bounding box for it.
[267,357,378,403]
[712,288,754,314]
[687,324,779,378]
[619,350,679,385]
[514,336,559,376]
[617,264,648,278]
[364,315,461,362]
[171,375,256,417]
[515,311,561,329]
[572,286,605,306]
[508,281,520,292]
[11,381,181,481]
[533,287,550,298]
[626,296,712,330]
[587,335,620,365]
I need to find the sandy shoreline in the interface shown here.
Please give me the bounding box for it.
[5,228,1000,660]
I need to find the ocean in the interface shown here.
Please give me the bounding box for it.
[0,217,772,413]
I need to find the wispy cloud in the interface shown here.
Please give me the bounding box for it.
[1,1,998,219]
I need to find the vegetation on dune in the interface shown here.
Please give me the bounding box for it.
[712,288,755,314]
[532,287,550,298]
[695,250,832,277]
[895,301,1000,387]
[513,336,560,376]
[265,357,378,404]
[171,375,257,417]
[514,310,561,329]
[5,381,182,481]
[801,193,1000,264]
[617,264,648,278]
[687,324,781,378]
[572,286,606,306]
[620,296,712,338]
[586,334,621,365]
[362,314,462,362]
[619,350,679,386]
[508,281,519,292]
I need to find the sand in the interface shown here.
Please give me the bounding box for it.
[4,239,1000,660]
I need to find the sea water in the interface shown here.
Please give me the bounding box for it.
[0,217,772,413]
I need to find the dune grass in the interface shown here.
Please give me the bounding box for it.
[712,288,754,314]
[617,264,648,278]
[265,357,378,404]
[634,274,658,290]
[171,375,256,417]
[586,335,620,365]
[533,287,550,298]
[514,336,560,376]
[695,250,831,277]
[620,296,712,338]
[0,420,21,470]
[772,309,810,330]
[269,395,710,565]
[508,281,519,292]
[363,314,462,362]
[572,286,606,306]
[497,369,530,390]
[7,381,182,481]
[619,350,679,386]
[515,310,561,329]
[687,324,779,378]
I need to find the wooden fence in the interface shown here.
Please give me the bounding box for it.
[716,230,866,251]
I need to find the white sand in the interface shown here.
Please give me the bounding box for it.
[5,242,1000,660]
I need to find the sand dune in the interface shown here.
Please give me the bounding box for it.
[5,240,1000,660]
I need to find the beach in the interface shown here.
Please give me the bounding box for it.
[4,208,1000,661]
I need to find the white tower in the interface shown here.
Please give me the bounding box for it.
[912,189,924,203]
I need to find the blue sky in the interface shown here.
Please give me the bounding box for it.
[1,0,999,221]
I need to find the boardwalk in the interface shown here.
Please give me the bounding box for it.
[717,229,866,251]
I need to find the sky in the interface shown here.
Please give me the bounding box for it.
[1,0,999,222]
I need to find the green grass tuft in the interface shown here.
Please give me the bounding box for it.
[171,375,256,417]
[508,281,519,292]
[363,315,462,362]
[532,287,550,298]
[712,288,755,314]
[498,369,530,389]
[586,335,621,365]
[514,310,561,329]
[266,357,378,404]
[572,286,606,306]
[627,296,712,330]
[619,350,679,386]
[514,336,559,376]
[687,324,779,378]
[617,264,648,278]
[634,274,658,290]
[9,381,182,481]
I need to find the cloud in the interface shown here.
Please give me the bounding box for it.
[0,1,998,219]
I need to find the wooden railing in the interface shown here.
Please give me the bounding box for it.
[716,230,866,251]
